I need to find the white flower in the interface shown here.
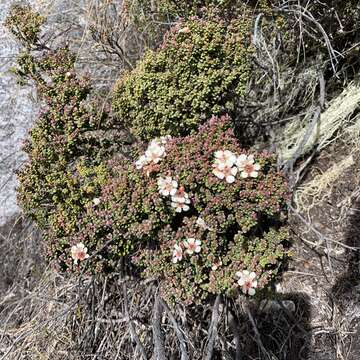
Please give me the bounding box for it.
[214,150,237,169]
[235,270,257,296]
[172,244,183,263]
[170,186,191,212]
[236,154,261,178]
[212,163,237,183]
[171,186,189,203]
[135,155,148,169]
[145,140,166,164]
[171,188,190,204]
[93,198,100,206]
[184,238,201,255]
[171,200,190,213]
[158,177,178,196]
[70,243,89,264]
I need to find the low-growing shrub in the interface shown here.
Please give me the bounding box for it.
[126,0,242,19]
[15,47,119,230]
[5,6,128,270]
[132,116,289,304]
[5,3,45,46]
[62,116,289,303]
[112,16,253,141]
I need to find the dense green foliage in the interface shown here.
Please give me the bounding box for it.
[112,16,253,141]
[15,47,124,269]
[5,6,127,271]
[5,4,45,46]
[126,0,243,18]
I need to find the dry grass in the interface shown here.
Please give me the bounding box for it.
[295,154,355,215]
[279,82,360,164]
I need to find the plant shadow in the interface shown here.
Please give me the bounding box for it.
[232,293,311,360]
[331,196,360,359]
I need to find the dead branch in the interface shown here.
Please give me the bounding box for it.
[122,281,148,360]
[205,295,222,360]
[160,298,189,360]
[152,294,166,360]
[227,306,242,360]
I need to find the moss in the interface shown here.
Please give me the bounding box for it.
[112,16,253,141]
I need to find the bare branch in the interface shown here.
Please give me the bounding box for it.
[205,295,222,360]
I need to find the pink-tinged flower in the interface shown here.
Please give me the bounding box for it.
[184,238,201,255]
[158,177,178,196]
[145,140,166,164]
[70,243,89,264]
[236,154,261,178]
[212,163,237,183]
[236,270,257,296]
[172,244,183,263]
[214,150,237,169]
[211,260,222,271]
[93,198,100,206]
[171,200,190,213]
[135,155,148,169]
[171,186,189,204]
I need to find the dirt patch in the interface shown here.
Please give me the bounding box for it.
[280,140,360,359]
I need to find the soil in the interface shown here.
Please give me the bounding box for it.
[276,140,360,360]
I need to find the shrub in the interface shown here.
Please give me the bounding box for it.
[63,116,289,303]
[16,47,118,227]
[132,116,289,304]
[5,3,45,46]
[125,0,271,22]
[15,48,122,268]
[112,16,253,141]
[126,0,242,19]
[6,6,128,271]
[9,5,289,305]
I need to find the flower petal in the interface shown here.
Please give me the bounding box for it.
[248,288,256,296]
[226,175,235,183]
[249,272,256,280]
